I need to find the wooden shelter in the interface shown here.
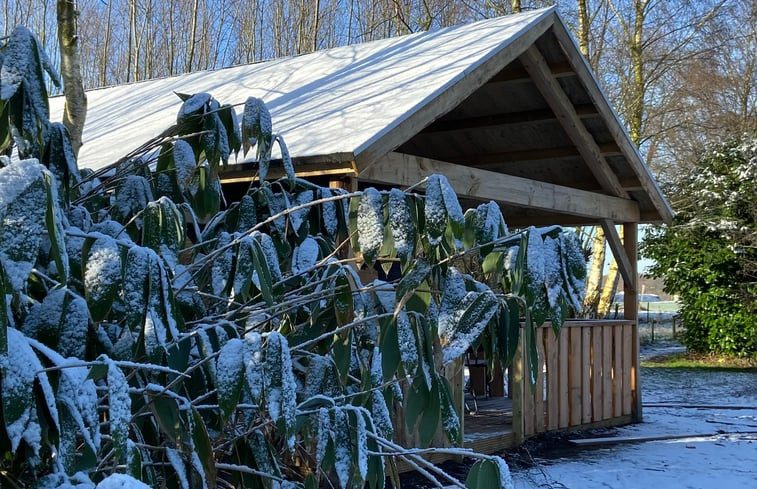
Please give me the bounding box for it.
[52,7,673,454]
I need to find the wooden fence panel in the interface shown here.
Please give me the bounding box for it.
[534,330,546,433]
[558,328,570,429]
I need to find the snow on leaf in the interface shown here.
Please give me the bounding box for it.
[388,189,416,263]
[177,92,211,121]
[0,159,48,290]
[333,408,351,489]
[252,231,283,283]
[354,410,368,482]
[543,237,563,308]
[292,236,319,275]
[370,349,393,437]
[243,331,264,403]
[290,190,313,235]
[166,448,189,489]
[241,97,273,158]
[173,139,196,191]
[2,328,43,453]
[424,174,448,246]
[216,338,245,419]
[276,135,295,183]
[440,286,499,365]
[496,456,514,489]
[439,174,464,229]
[101,355,131,460]
[94,473,151,489]
[320,188,338,238]
[559,231,586,312]
[476,201,506,245]
[211,232,233,296]
[58,361,100,455]
[114,175,153,222]
[304,354,340,399]
[84,233,122,322]
[437,267,469,338]
[356,188,384,265]
[21,287,88,358]
[316,407,331,470]
[264,332,297,439]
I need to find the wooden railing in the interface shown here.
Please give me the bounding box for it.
[512,320,639,441]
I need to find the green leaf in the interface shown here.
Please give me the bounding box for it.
[465,459,499,489]
[395,258,431,313]
[334,272,354,325]
[418,378,441,447]
[142,197,185,259]
[497,298,521,368]
[215,338,245,419]
[404,380,429,434]
[102,355,131,461]
[356,188,384,266]
[379,318,400,382]
[250,237,274,306]
[482,251,503,278]
[148,394,185,447]
[43,171,70,283]
[333,408,352,489]
[438,375,461,445]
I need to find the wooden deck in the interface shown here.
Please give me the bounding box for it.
[463,395,516,453]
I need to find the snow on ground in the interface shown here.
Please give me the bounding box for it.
[513,343,757,489]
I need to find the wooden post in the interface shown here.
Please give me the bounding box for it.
[623,223,641,422]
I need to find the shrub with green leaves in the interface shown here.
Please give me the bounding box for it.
[642,139,757,358]
[0,27,586,489]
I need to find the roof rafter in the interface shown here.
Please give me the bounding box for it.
[422,104,598,134]
[359,152,640,223]
[519,45,629,199]
[550,20,674,223]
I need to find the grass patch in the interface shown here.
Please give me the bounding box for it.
[642,352,757,371]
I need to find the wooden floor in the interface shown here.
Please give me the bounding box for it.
[463,394,516,453]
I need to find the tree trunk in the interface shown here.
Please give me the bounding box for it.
[577,0,589,56]
[597,227,623,317]
[187,0,200,72]
[57,0,87,156]
[511,0,521,13]
[583,227,605,318]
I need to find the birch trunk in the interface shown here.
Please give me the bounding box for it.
[57,0,87,156]
[583,227,605,318]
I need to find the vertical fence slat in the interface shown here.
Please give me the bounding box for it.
[591,326,602,422]
[569,327,582,426]
[546,329,559,431]
[602,325,613,420]
[512,333,525,443]
[581,326,592,424]
[558,328,570,429]
[534,328,546,433]
[622,323,633,415]
[612,326,623,417]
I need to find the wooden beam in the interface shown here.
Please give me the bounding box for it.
[550,21,674,224]
[463,143,621,166]
[422,104,598,134]
[355,12,556,171]
[600,220,635,288]
[486,60,575,83]
[360,152,640,223]
[519,45,628,198]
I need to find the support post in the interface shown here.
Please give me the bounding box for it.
[623,223,641,422]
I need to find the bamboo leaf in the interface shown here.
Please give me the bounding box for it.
[215,338,245,419]
[441,289,499,366]
[82,233,122,322]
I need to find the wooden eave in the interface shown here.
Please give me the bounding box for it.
[350,11,673,228]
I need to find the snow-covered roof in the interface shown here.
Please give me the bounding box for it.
[50,7,673,226]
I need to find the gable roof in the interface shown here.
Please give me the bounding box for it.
[50,7,673,227]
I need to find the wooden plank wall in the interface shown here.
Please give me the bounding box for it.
[518,321,636,439]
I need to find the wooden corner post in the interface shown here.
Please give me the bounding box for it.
[623,222,642,422]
